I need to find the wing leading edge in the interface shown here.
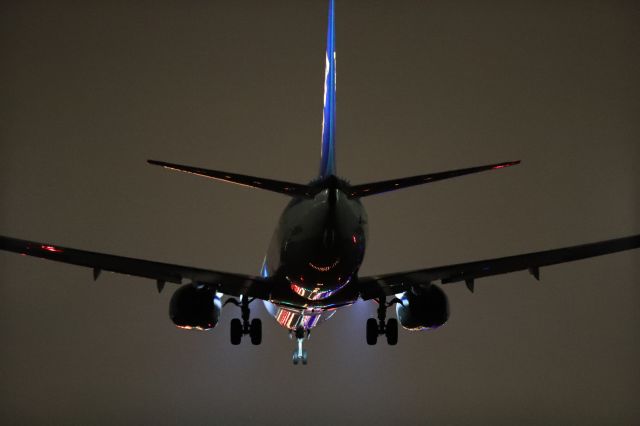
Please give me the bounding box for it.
[0,236,272,299]
[358,234,640,299]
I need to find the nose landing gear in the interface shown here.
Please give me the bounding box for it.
[226,296,262,345]
[291,326,310,365]
[366,297,400,346]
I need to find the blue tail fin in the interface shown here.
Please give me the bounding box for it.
[319,0,336,179]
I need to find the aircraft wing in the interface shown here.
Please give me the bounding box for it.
[358,234,640,299]
[0,236,272,299]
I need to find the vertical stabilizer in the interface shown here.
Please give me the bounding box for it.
[319,0,337,178]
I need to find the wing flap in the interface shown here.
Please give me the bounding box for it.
[359,234,640,299]
[1,236,272,299]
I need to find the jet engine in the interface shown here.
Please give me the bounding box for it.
[169,284,221,331]
[395,284,449,331]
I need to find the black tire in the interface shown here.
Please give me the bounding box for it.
[230,318,242,345]
[250,318,262,345]
[386,318,398,346]
[366,318,378,345]
[302,350,308,365]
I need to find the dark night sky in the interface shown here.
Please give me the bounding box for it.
[1,0,638,424]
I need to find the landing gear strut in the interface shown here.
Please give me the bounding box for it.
[366,297,399,346]
[291,326,309,365]
[226,296,262,345]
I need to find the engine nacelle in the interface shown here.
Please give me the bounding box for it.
[169,284,221,331]
[396,284,449,331]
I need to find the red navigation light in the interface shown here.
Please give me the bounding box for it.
[41,245,63,253]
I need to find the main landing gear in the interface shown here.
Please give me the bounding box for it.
[291,326,310,365]
[366,297,399,346]
[226,296,262,345]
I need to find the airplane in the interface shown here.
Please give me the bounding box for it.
[1,0,639,365]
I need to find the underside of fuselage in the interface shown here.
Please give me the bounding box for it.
[261,180,368,331]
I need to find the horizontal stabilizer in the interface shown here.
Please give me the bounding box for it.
[148,160,314,198]
[347,161,520,198]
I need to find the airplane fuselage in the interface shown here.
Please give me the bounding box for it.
[262,178,368,330]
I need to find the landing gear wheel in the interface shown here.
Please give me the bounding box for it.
[385,318,398,346]
[366,318,378,345]
[250,318,262,345]
[230,318,242,345]
[292,349,308,365]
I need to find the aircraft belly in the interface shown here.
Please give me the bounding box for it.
[263,301,338,330]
